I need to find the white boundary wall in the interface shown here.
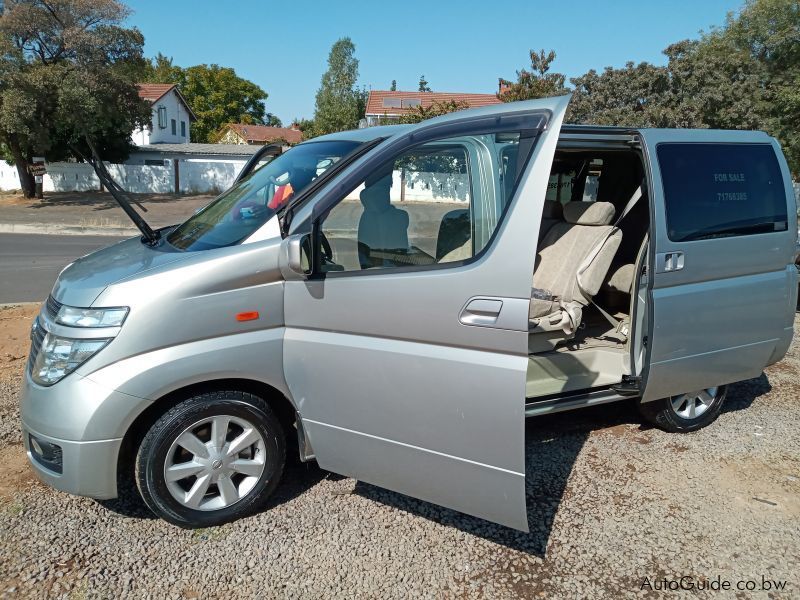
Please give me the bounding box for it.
[0,159,246,194]
[3,160,799,206]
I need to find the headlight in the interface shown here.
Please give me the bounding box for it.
[55,306,128,328]
[30,334,110,386]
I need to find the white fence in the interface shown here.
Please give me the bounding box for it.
[3,159,800,206]
[0,159,246,195]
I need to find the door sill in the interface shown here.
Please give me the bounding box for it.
[525,386,632,418]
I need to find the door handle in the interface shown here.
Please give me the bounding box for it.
[655,251,684,273]
[459,298,503,327]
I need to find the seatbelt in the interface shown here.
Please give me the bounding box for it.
[575,182,645,336]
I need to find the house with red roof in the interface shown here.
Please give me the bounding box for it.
[217,123,304,146]
[363,89,502,127]
[132,83,197,145]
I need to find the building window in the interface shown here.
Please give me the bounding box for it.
[180,121,186,138]
[157,106,167,129]
[382,98,402,108]
[171,119,177,135]
[401,98,421,108]
[145,159,166,166]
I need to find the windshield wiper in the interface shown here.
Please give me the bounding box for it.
[277,137,387,235]
[77,136,160,246]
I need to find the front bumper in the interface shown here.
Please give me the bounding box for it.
[22,424,122,499]
[20,369,152,499]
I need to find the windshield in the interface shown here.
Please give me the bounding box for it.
[167,140,361,251]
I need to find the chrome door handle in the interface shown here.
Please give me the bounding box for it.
[655,251,684,273]
[459,298,503,326]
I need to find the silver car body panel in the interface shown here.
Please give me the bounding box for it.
[640,129,798,401]
[283,96,571,531]
[51,235,195,307]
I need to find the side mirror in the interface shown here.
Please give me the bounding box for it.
[283,233,311,277]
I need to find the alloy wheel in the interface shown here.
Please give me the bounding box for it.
[670,387,719,420]
[163,415,267,511]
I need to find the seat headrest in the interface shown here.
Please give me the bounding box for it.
[542,200,563,220]
[563,201,615,226]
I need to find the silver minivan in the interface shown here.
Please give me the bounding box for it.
[20,96,798,531]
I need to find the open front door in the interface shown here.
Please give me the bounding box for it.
[282,96,569,531]
[640,130,798,402]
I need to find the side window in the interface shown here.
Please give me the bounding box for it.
[319,139,475,272]
[658,143,787,242]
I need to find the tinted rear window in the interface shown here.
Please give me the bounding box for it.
[658,143,787,242]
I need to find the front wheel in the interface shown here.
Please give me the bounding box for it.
[638,386,728,433]
[135,391,286,527]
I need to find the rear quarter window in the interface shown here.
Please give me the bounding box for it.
[657,143,787,242]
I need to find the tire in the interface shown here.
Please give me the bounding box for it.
[638,385,728,433]
[135,390,286,527]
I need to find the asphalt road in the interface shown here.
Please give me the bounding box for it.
[0,233,121,303]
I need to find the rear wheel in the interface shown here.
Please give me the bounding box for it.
[135,391,286,527]
[638,386,727,433]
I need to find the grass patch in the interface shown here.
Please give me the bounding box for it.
[191,526,230,542]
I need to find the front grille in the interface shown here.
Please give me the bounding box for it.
[27,319,46,375]
[45,295,62,320]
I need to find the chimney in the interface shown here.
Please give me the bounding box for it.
[498,78,511,96]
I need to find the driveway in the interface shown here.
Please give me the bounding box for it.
[0,304,797,598]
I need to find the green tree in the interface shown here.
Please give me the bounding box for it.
[662,38,764,130]
[264,113,282,127]
[418,74,430,92]
[140,52,182,83]
[499,49,567,102]
[390,79,397,91]
[0,0,149,197]
[142,57,270,143]
[567,61,673,127]
[310,37,366,136]
[714,0,800,172]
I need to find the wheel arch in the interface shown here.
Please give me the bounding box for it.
[117,378,300,490]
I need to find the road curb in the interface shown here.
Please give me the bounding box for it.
[0,223,135,237]
[0,302,41,309]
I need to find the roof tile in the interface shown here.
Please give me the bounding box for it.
[365,90,502,116]
[136,83,176,103]
[225,123,303,145]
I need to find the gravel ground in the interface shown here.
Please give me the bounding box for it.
[0,303,798,598]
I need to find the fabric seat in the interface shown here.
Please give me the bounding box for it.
[539,199,563,244]
[357,173,409,268]
[435,208,470,261]
[529,201,622,334]
[605,263,636,295]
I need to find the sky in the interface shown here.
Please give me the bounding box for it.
[124,0,743,125]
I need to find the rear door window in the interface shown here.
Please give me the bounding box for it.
[657,143,787,242]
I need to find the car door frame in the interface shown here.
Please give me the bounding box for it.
[280,97,571,531]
